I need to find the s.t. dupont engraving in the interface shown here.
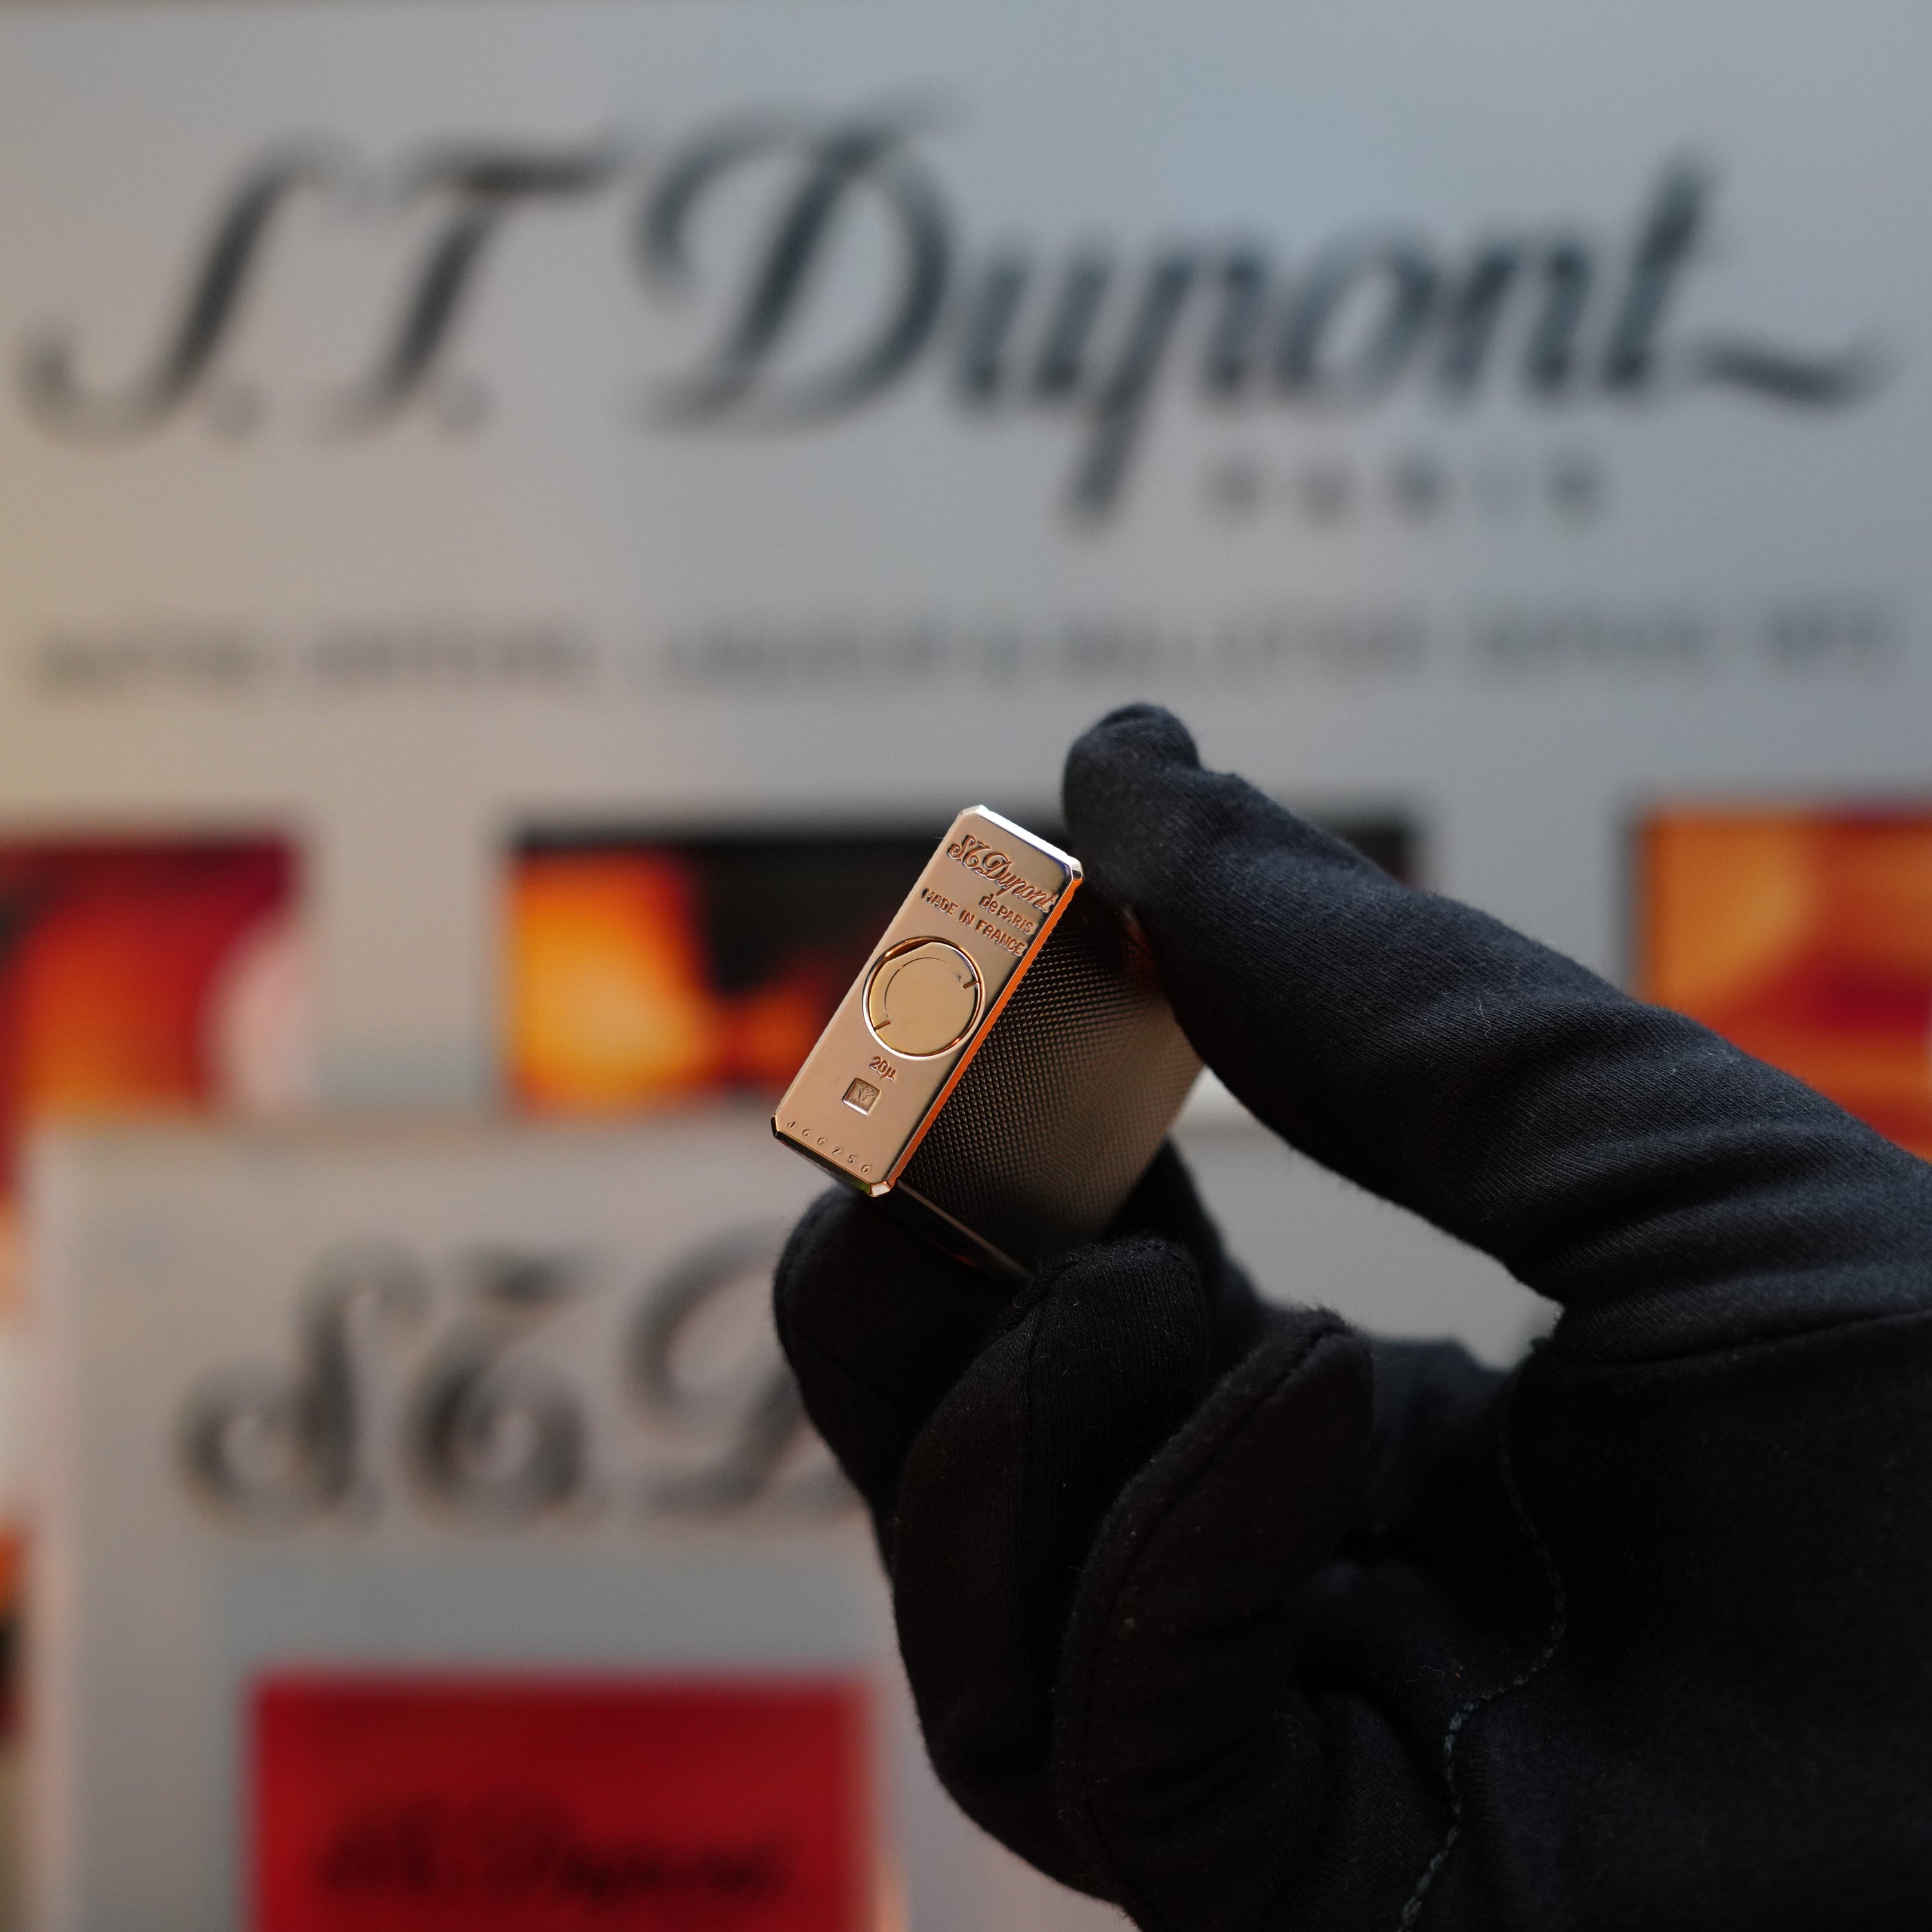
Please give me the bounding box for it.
[945,833,1062,912]
[773,806,1201,1280]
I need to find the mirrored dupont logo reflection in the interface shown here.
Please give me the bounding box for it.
[16,107,1889,520]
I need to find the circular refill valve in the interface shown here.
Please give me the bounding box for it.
[865,938,983,1056]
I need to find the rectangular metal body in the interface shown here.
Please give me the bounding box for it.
[773,808,1201,1280]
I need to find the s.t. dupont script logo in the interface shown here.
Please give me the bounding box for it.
[19,104,1885,520]
[177,1232,851,1531]
[945,831,1061,911]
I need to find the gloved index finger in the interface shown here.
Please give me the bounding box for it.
[1062,705,1932,1354]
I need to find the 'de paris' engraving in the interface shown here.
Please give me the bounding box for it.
[977,891,1037,936]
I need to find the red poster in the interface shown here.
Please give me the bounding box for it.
[1639,811,1932,1157]
[251,1675,872,1932]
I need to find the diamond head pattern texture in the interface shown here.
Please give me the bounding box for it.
[896,887,1201,1272]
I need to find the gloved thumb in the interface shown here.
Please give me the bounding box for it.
[1054,1311,1374,1929]
[888,1234,1215,1886]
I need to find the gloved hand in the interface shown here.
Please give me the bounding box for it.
[773,704,1932,1931]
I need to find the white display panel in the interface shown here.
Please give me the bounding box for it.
[0,0,1924,1106]
[30,1114,1121,1932]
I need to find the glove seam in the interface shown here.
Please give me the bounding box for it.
[1395,1364,1568,1931]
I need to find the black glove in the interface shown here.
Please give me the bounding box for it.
[773,704,1932,1931]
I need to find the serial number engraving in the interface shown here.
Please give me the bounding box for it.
[782,1118,871,1176]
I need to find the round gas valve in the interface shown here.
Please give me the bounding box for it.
[865,938,983,1056]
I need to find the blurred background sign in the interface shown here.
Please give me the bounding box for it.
[1,1,1931,1926]
[1639,811,1932,1156]
[251,1675,873,1932]
[1,0,1927,1114]
[34,1117,885,1932]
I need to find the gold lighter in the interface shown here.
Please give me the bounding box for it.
[773,808,1201,1280]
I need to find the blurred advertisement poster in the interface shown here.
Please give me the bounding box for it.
[506,818,1411,1118]
[0,838,300,1218]
[0,841,300,1644]
[1640,812,1932,1157]
[30,1118,925,1932]
[253,1676,870,1932]
[510,835,939,1114]
[0,0,1929,1118]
